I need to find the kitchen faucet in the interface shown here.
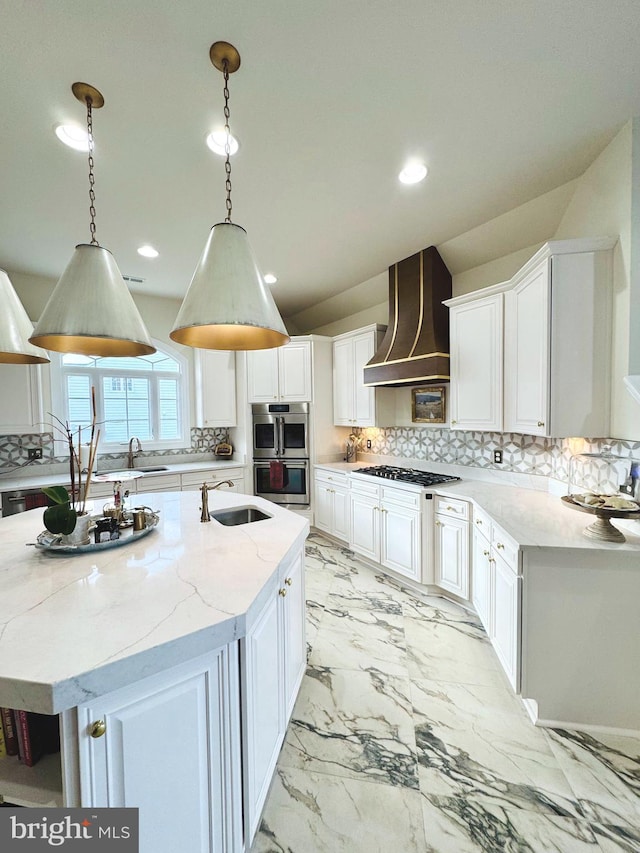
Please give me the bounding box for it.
[126,437,142,469]
[211,480,234,490]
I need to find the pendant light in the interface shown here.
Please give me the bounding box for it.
[0,269,50,364]
[170,42,290,351]
[30,83,155,357]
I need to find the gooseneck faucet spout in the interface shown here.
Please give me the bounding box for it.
[211,480,234,490]
[126,437,142,469]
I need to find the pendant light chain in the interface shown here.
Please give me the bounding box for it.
[222,58,233,223]
[86,97,99,245]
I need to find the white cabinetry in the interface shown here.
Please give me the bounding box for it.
[314,468,349,542]
[448,293,504,431]
[471,506,521,691]
[349,477,423,582]
[195,350,237,428]
[0,363,45,434]
[77,647,242,853]
[247,339,312,403]
[434,496,470,599]
[504,240,614,437]
[446,238,615,436]
[242,546,305,845]
[181,467,245,494]
[332,325,394,427]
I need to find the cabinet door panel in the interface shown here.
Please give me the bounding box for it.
[247,349,280,402]
[333,338,354,426]
[282,552,306,723]
[471,526,491,632]
[279,342,312,402]
[450,296,503,431]
[381,504,421,581]
[0,364,45,434]
[352,332,376,426]
[504,263,549,435]
[197,350,237,428]
[314,483,333,533]
[492,555,521,691]
[332,486,350,541]
[435,515,469,599]
[349,493,379,562]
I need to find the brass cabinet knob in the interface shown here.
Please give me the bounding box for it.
[279,588,287,597]
[496,542,505,550]
[483,550,490,556]
[475,519,483,525]
[90,719,106,739]
[435,520,442,526]
[538,421,545,427]
[285,577,292,586]
[451,419,457,425]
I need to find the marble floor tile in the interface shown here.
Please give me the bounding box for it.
[279,664,418,789]
[412,678,581,812]
[421,794,600,853]
[308,600,408,677]
[255,533,639,853]
[251,767,426,853]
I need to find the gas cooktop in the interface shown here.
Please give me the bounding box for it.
[354,466,460,487]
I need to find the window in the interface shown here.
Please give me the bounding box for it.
[53,344,189,451]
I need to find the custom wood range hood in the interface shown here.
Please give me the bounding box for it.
[363,245,452,387]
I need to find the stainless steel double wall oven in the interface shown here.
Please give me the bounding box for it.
[252,403,310,506]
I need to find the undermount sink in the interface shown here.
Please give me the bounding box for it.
[211,507,272,526]
[137,466,169,473]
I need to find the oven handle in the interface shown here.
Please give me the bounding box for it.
[277,416,285,457]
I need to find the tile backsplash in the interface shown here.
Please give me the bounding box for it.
[354,427,640,485]
[0,428,230,470]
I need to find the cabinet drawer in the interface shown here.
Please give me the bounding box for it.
[434,495,469,520]
[472,505,492,541]
[136,473,181,492]
[491,523,519,573]
[349,477,380,497]
[315,468,348,487]
[381,484,421,509]
[181,468,243,488]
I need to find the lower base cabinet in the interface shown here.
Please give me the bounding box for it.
[77,646,242,853]
[241,545,306,846]
[314,470,349,541]
[434,496,470,599]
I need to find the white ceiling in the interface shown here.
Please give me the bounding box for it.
[1,1,639,321]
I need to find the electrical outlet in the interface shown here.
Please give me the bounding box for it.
[27,448,43,460]
[493,449,502,464]
[366,439,372,450]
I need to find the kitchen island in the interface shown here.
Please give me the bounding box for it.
[0,490,309,852]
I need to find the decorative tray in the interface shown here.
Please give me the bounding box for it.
[561,495,640,542]
[34,509,159,555]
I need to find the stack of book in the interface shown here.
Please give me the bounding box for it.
[0,708,60,767]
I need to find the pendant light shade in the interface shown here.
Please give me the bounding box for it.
[170,222,289,350]
[171,41,290,351]
[30,244,155,356]
[29,82,155,357]
[0,269,50,364]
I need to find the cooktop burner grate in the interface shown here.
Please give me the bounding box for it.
[354,465,460,486]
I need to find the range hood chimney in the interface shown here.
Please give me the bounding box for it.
[363,245,451,387]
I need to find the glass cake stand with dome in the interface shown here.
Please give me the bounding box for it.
[562,446,640,542]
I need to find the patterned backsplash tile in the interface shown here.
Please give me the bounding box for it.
[0,428,231,469]
[354,427,640,485]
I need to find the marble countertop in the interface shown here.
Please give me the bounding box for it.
[0,490,308,714]
[0,459,246,493]
[314,462,640,552]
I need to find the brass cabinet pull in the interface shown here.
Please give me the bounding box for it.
[451,419,457,425]
[496,543,505,550]
[90,719,106,739]
[285,577,292,586]
[475,519,482,525]
[537,421,545,427]
[483,550,490,556]
[446,505,455,511]
[279,588,287,597]
[435,520,442,526]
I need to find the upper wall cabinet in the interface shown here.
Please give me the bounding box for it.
[247,339,313,403]
[194,350,237,428]
[332,325,394,427]
[445,237,616,437]
[0,364,46,434]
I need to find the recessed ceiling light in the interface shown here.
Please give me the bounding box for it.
[263,273,277,285]
[398,162,428,185]
[137,245,159,258]
[206,130,239,156]
[55,123,90,151]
